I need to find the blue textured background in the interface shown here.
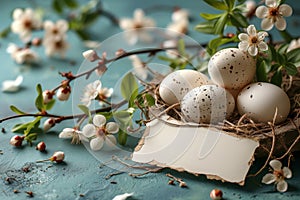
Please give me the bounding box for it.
[1,0,300,199]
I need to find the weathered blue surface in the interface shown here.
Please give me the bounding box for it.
[1,0,300,199]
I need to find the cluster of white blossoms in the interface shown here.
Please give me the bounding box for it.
[7,8,69,64]
[43,20,69,57]
[166,8,189,37]
[238,0,293,57]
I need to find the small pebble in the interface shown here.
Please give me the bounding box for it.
[210,189,223,200]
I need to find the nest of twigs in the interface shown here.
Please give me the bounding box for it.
[143,70,300,169]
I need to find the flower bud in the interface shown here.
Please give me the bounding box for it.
[210,189,223,200]
[42,90,54,104]
[56,86,71,101]
[36,141,46,151]
[43,118,55,131]
[50,151,65,163]
[82,50,100,62]
[10,135,25,147]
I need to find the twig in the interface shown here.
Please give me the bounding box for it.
[166,173,187,187]
[248,121,276,177]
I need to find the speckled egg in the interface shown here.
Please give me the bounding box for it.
[208,48,256,90]
[159,69,209,105]
[181,85,235,124]
[237,82,290,124]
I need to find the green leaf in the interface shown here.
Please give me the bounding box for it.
[230,12,248,28]
[177,39,186,56]
[52,0,63,13]
[120,72,138,101]
[10,105,26,115]
[200,13,222,20]
[195,21,218,34]
[256,60,268,82]
[118,130,127,145]
[144,94,155,107]
[271,70,282,87]
[224,0,235,10]
[284,62,298,75]
[0,26,11,38]
[208,36,236,55]
[63,0,78,8]
[74,30,91,40]
[113,110,133,129]
[287,48,300,63]
[203,0,228,10]
[35,84,44,112]
[82,12,100,26]
[214,13,228,34]
[45,99,56,110]
[24,116,42,135]
[78,104,92,121]
[279,30,293,43]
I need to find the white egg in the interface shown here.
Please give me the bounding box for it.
[237,82,290,124]
[208,48,256,90]
[181,85,235,124]
[159,69,209,105]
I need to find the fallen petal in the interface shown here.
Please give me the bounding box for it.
[112,192,134,200]
[2,75,23,92]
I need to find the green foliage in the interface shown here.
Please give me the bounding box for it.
[52,0,78,13]
[35,84,44,112]
[117,130,128,145]
[78,104,92,122]
[10,105,26,115]
[196,0,248,54]
[0,26,10,38]
[256,60,268,82]
[121,72,139,102]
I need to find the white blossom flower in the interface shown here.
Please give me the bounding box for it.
[112,192,134,200]
[119,9,155,45]
[262,159,292,193]
[166,19,188,37]
[7,43,39,64]
[59,127,88,144]
[50,151,65,163]
[82,49,100,62]
[2,75,23,92]
[56,86,71,101]
[82,114,119,151]
[11,8,42,41]
[172,9,189,22]
[43,20,69,40]
[81,80,113,107]
[255,0,293,31]
[43,36,69,58]
[43,118,56,132]
[242,0,256,17]
[129,55,148,80]
[287,38,300,52]
[238,25,268,56]
[42,90,54,104]
[81,80,102,106]
[10,135,25,147]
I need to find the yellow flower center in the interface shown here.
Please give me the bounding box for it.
[274,170,284,181]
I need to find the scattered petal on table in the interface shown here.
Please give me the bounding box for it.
[112,192,134,200]
[2,75,23,92]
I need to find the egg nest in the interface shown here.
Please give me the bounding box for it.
[144,71,300,159]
